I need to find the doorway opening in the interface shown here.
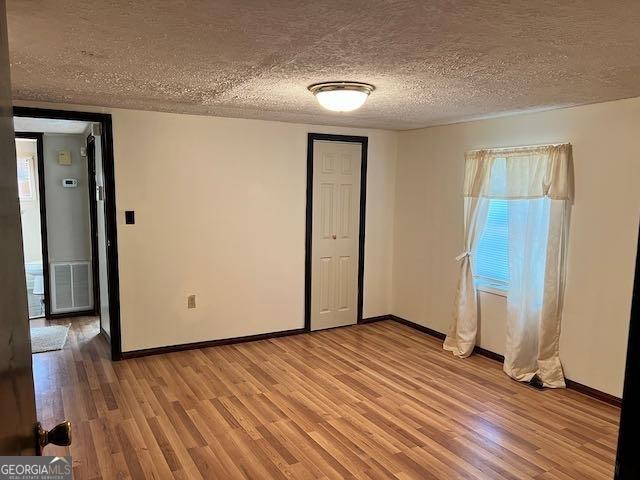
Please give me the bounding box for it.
[305,133,368,331]
[13,108,122,360]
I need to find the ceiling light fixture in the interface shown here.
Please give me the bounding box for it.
[308,81,375,112]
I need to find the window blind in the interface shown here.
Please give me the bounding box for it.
[474,199,509,285]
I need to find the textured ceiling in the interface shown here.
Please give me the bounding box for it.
[7,0,640,130]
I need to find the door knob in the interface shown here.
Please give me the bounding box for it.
[332,234,337,239]
[36,421,72,454]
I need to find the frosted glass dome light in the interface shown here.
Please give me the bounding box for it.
[308,82,375,112]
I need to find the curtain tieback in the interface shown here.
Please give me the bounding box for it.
[455,251,471,261]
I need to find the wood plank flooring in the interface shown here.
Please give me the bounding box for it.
[32,317,620,479]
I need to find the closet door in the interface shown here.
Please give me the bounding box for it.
[310,140,362,331]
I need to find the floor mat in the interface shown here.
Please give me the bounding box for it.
[31,324,70,353]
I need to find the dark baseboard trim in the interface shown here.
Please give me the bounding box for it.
[121,327,307,359]
[566,379,622,407]
[389,314,446,340]
[473,345,505,363]
[389,314,622,407]
[124,316,388,360]
[359,314,392,324]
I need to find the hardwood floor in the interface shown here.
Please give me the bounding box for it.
[32,317,620,479]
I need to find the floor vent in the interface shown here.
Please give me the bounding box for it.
[51,261,93,314]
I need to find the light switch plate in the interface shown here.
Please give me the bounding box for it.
[187,295,196,309]
[125,210,135,224]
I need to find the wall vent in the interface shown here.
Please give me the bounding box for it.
[51,261,93,313]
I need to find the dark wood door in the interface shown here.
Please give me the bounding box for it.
[0,0,38,455]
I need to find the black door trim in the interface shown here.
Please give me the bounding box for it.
[86,135,101,318]
[305,133,368,332]
[15,132,50,319]
[615,224,640,478]
[13,106,123,361]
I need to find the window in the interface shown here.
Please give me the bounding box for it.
[450,143,572,382]
[474,157,509,291]
[474,199,509,289]
[17,156,34,200]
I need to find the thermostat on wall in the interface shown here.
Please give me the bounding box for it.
[62,178,78,188]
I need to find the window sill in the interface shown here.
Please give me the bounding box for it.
[475,279,508,297]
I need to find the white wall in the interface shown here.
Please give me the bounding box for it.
[43,134,92,263]
[114,111,396,351]
[393,97,640,397]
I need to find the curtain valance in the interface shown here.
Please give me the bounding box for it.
[463,144,573,201]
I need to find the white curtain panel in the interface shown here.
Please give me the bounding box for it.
[505,198,569,387]
[505,198,550,382]
[443,196,489,357]
[445,144,573,387]
[444,148,493,357]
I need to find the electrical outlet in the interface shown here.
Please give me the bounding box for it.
[187,295,196,309]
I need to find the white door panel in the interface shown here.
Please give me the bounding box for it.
[311,140,362,331]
